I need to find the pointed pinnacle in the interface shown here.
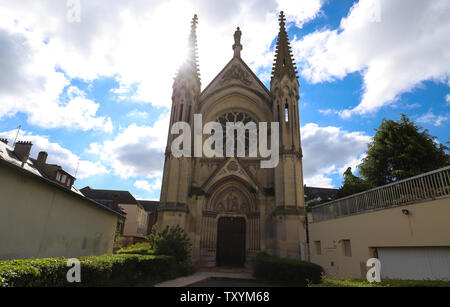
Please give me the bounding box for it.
[176,14,201,84]
[271,11,297,81]
[191,14,198,32]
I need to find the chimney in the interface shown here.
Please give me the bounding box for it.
[14,141,32,166]
[112,194,120,211]
[0,138,8,145]
[37,151,48,165]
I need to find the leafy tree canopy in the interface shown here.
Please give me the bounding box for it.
[359,114,449,186]
[335,167,373,199]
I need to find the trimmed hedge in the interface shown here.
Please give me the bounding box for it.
[116,242,154,255]
[0,254,191,287]
[252,252,324,286]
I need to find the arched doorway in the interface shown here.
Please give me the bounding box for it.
[216,217,246,267]
[200,179,260,267]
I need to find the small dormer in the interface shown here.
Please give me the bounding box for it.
[54,169,75,189]
[32,150,76,189]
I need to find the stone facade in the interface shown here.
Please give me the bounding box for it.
[157,12,307,266]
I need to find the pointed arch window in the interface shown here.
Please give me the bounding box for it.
[285,102,289,122]
[179,104,184,121]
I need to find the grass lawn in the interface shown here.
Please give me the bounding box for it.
[309,277,450,287]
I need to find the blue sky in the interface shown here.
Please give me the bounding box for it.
[0,0,449,200]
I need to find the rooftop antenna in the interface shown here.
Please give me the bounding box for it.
[74,161,80,178]
[13,125,21,146]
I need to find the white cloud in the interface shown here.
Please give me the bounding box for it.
[0,0,324,115]
[417,111,449,127]
[0,28,113,132]
[337,153,367,176]
[293,0,450,117]
[126,109,149,119]
[0,129,109,179]
[319,109,339,116]
[301,123,371,187]
[89,113,169,179]
[87,142,102,155]
[0,0,329,180]
[446,94,450,106]
[134,178,162,194]
[66,86,86,99]
[277,0,324,28]
[304,173,333,188]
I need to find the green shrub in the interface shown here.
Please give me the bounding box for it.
[153,225,192,263]
[0,254,191,287]
[252,252,324,286]
[116,242,154,255]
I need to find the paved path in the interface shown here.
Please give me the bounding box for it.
[154,271,254,287]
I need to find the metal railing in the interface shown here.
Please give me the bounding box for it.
[311,166,450,222]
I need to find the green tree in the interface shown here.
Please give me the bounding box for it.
[305,199,324,212]
[335,167,373,199]
[359,114,449,186]
[151,225,192,263]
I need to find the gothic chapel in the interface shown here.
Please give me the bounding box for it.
[157,12,307,267]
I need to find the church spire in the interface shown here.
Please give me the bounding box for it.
[271,11,297,80]
[176,14,200,83]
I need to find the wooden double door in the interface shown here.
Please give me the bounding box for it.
[216,217,246,267]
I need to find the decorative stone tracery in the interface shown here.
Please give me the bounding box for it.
[220,64,252,86]
[206,186,256,214]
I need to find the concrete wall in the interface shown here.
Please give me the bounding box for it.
[120,204,148,237]
[0,164,119,260]
[308,197,450,279]
[120,204,137,236]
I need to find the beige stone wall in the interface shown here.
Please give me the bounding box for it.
[0,164,119,260]
[120,204,148,237]
[120,204,137,236]
[308,197,450,279]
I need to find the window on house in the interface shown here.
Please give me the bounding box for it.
[314,241,321,255]
[61,174,67,183]
[342,240,352,257]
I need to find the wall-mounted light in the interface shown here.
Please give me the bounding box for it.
[402,209,410,215]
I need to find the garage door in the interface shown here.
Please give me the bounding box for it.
[377,247,450,280]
